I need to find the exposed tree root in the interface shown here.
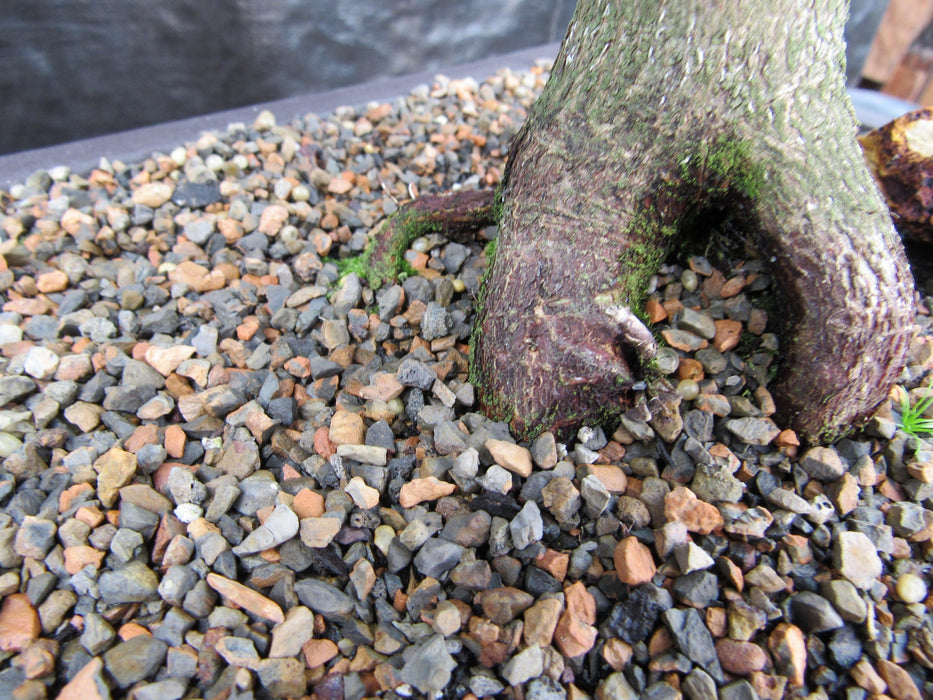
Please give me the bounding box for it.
[363,189,496,290]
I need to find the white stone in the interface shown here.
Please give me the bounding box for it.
[477,465,512,494]
[501,644,544,686]
[336,443,387,466]
[232,504,299,555]
[0,324,22,345]
[896,572,928,604]
[345,476,381,509]
[674,542,715,574]
[833,531,882,590]
[374,525,395,555]
[0,433,22,458]
[174,503,204,524]
[23,346,59,379]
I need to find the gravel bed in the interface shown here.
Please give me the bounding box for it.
[0,61,931,700]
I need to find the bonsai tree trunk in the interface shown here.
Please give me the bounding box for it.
[372,0,916,444]
[470,0,915,443]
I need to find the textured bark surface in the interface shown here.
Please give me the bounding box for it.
[472,0,916,442]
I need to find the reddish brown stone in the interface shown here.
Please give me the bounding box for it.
[313,425,336,459]
[663,486,724,534]
[613,536,656,586]
[56,657,109,700]
[293,488,326,519]
[523,598,563,647]
[398,477,456,508]
[713,319,743,352]
[720,275,746,298]
[716,638,769,675]
[877,659,922,700]
[602,638,633,670]
[63,546,106,575]
[58,483,94,514]
[303,639,339,669]
[0,594,40,652]
[554,581,597,658]
[768,623,806,687]
[645,298,667,323]
[849,659,886,694]
[152,513,187,565]
[164,424,187,459]
[535,549,569,581]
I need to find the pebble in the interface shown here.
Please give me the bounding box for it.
[662,607,723,682]
[554,581,597,657]
[206,572,284,624]
[487,438,533,477]
[294,578,355,621]
[56,657,110,700]
[614,536,657,586]
[896,572,928,604]
[231,503,298,555]
[877,658,924,700]
[329,409,365,445]
[0,594,40,652]
[501,643,545,686]
[789,591,844,633]
[22,347,59,379]
[398,476,456,508]
[664,486,724,534]
[510,500,543,549]
[725,417,781,445]
[400,635,457,695]
[833,530,882,590]
[98,561,160,603]
[103,635,168,688]
[674,542,714,574]
[716,638,769,675]
[677,308,717,339]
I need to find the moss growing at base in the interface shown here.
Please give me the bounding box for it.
[336,251,373,280]
[334,210,442,290]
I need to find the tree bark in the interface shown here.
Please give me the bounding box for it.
[471,0,916,443]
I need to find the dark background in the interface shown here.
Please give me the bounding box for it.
[0,0,886,156]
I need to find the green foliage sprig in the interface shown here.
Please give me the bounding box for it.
[898,392,933,437]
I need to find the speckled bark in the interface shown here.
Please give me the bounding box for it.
[472,0,915,442]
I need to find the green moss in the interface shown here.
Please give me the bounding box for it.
[706,137,765,199]
[618,228,671,313]
[467,237,498,384]
[336,253,371,279]
[733,331,760,359]
[492,182,507,223]
[678,136,765,200]
[483,238,497,264]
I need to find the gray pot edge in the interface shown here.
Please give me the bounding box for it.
[0,42,563,191]
[0,41,920,192]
